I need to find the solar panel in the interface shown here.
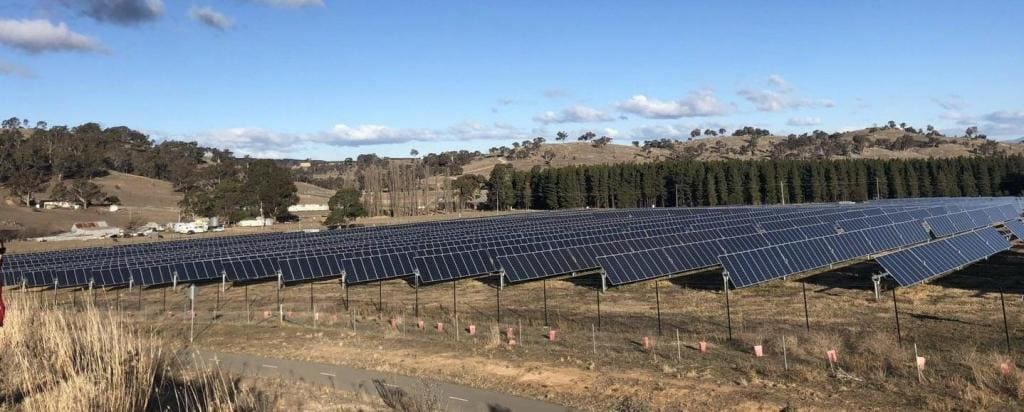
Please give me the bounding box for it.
[720,246,792,288]
[1,197,1017,292]
[878,228,1010,286]
[1006,220,1024,241]
[415,250,495,283]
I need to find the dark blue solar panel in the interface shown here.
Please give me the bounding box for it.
[1006,220,1024,241]
[878,228,1009,286]
[720,246,791,288]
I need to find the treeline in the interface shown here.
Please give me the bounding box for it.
[0,120,231,205]
[486,157,1024,210]
[0,119,297,222]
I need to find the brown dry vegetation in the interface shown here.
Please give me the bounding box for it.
[0,293,392,411]
[27,248,1024,411]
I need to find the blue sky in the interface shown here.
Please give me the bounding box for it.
[1,0,1022,159]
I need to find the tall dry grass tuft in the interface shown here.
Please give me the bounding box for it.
[0,293,274,411]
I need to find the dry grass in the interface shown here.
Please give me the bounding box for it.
[0,295,275,411]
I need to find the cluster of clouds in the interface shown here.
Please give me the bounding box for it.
[0,19,106,54]
[525,76,831,131]
[189,122,533,157]
[929,95,1024,138]
[0,0,324,77]
[737,74,835,112]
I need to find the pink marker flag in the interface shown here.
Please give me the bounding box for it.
[754,345,764,357]
[1001,362,1011,376]
[827,350,838,363]
[916,356,926,371]
[699,341,708,353]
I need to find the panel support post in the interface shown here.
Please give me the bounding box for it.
[413,270,419,319]
[496,271,503,323]
[341,270,349,311]
[276,271,282,310]
[801,281,810,332]
[1001,288,1012,355]
[892,287,902,348]
[452,279,458,323]
[601,272,607,293]
[596,283,602,331]
[309,282,314,312]
[138,283,143,313]
[655,278,663,336]
[162,287,166,313]
[723,274,733,341]
[245,284,250,324]
[378,280,383,314]
[543,278,549,327]
[872,275,882,302]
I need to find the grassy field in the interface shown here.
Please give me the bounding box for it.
[16,247,1024,410]
[0,293,401,411]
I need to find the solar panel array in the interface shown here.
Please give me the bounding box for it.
[2,197,1020,291]
[877,227,1011,286]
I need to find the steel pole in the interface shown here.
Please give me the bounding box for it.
[655,279,663,336]
[1001,289,1012,355]
[892,287,902,348]
[801,281,810,331]
[543,278,549,327]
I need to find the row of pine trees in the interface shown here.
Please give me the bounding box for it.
[486,156,1024,210]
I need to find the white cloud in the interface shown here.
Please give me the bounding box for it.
[767,74,791,91]
[63,0,164,25]
[533,105,613,124]
[189,6,233,31]
[0,19,106,53]
[932,95,967,111]
[251,0,324,7]
[738,75,834,112]
[0,60,35,78]
[979,110,1024,138]
[932,109,1024,139]
[543,88,571,99]
[616,89,732,119]
[188,122,530,155]
[786,117,821,127]
[628,123,730,140]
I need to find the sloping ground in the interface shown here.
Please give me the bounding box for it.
[1,172,184,237]
[1,172,339,239]
[295,182,335,205]
[462,130,1024,172]
[463,142,672,175]
[670,129,1024,161]
[94,171,182,212]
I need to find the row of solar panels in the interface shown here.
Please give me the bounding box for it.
[2,201,940,283]
[0,206,773,271]
[877,227,1011,286]
[2,198,981,273]
[3,198,1020,291]
[2,197,997,281]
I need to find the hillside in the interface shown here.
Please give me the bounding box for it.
[0,171,338,238]
[461,142,672,177]
[463,128,1023,175]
